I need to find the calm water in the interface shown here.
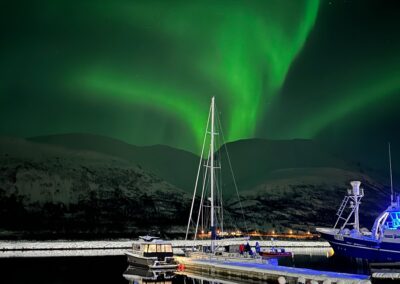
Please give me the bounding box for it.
[0,251,370,284]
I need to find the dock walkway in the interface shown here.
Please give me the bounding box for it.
[178,257,371,284]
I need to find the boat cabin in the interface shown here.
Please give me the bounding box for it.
[132,240,173,260]
[372,207,400,240]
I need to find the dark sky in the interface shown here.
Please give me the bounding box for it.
[1,0,399,166]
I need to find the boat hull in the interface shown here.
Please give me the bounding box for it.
[259,252,292,258]
[318,229,400,262]
[125,252,177,269]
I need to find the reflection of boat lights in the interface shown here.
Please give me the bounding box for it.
[201,230,204,234]
[327,248,335,258]
[289,230,293,234]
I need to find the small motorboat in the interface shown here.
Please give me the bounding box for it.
[125,236,178,269]
[259,248,292,258]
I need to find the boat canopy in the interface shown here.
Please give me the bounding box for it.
[384,210,400,229]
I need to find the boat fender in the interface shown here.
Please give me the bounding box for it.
[177,263,185,271]
[277,276,286,284]
[296,276,305,284]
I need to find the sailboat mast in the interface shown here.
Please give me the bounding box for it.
[389,142,394,204]
[210,96,215,251]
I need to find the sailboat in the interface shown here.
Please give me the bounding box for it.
[184,97,249,255]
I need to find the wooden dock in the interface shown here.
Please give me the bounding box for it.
[370,262,400,283]
[176,256,371,284]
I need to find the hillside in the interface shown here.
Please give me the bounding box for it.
[0,134,393,238]
[219,138,363,196]
[227,168,389,232]
[28,134,383,196]
[0,137,191,238]
[29,133,199,192]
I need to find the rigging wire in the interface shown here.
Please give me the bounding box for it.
[216,105,249,235]
[185,104,211,241]
[194,148,211,243]
[389,142,394,203]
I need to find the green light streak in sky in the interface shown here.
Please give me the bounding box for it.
[77,69,208,149]
[77,0,319,149]
[199,1,319,140]
[4,0,400,155]
[293,71,400,138]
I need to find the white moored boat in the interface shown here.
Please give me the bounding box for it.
[125,236,178,269]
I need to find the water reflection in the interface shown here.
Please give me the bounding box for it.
[279,250,370,275]
[122,246,370,284]
[123,266,175,283]
[123,265,260,284]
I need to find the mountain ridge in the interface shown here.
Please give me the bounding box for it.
[0,133,392,237]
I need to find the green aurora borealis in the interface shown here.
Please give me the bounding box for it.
[1,0,400,156]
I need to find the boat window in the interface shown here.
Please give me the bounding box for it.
[143,244,148,252]
[147,244,156,253]
[165,245,172,253]
[386,212,400,229]
[157,244,163,252]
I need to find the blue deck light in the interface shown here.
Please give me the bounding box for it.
[386,212,400,229]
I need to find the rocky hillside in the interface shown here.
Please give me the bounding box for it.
[28,133,199,192]
[0,137,191,238]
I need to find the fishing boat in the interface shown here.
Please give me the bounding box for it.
[317,145,400,262]
[125,236,178,269]
[317,181,400,262]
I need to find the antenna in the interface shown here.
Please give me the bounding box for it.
[389,142,394,204]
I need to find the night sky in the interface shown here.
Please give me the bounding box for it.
[1,0,399,162]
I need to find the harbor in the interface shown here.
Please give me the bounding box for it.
[0,241,375,283]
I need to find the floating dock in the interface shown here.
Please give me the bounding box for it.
[0,239,329,251]
[0,239,328,258]
[176,257,371,284]
[370,262,400,283]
